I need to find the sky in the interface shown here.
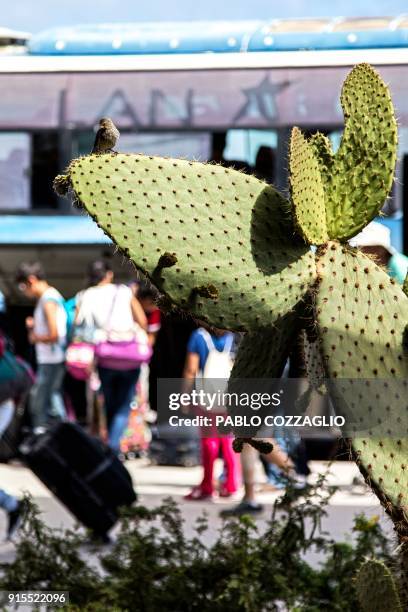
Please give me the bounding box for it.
[3,0,408,34]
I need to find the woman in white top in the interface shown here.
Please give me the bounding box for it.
[76,261,147,454]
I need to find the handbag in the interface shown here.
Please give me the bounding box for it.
[65,293,96,380]
[95,286,153,370]
[66,342,95,380]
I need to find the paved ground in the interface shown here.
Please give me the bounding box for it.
[0,458,394,567]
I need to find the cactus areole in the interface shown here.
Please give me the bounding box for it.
[56,64,407,541]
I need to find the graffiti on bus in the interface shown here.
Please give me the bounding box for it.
[0,65,407,130]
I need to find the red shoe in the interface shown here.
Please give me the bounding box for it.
[219,487,237,498]
[184,486,213,501]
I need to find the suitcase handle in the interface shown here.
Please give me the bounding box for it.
[84,456,113,483]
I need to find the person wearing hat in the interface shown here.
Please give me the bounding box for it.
[349,221,408,284]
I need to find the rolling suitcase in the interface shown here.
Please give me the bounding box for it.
[20,422,137,537]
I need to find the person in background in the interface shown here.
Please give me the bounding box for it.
[0,396,25,539]
[183,327,240,500]
[63,292,89,426]
[210,131,227,164]
[15,262,67,434]
[254,145,276,184]
[129,280,161,425]
[222,359,306,516]
[132,281,161,347]
[220,441,294,516]
[0,325,30,538]
[75,261,147,454]
[349,221,408,284]
[259,440,307,492]
[0,482,24,540]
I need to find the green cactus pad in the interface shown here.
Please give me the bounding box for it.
[295,330,328,413]
[316,243,408,380]
[226,316,298,440]
[66,154,316,331]
[355,559,402,612]
[324,64,397,241]
[301,330,326,390]
[353,438,408,523]
[230,315,297,379]
[403,272,408,297]
[315,242,408,515]
[289,127,328,245]
[308,132,334,182]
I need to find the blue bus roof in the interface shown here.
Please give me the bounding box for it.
[28,17,408,55]
[0,214,401,250]
[0,216,110,245]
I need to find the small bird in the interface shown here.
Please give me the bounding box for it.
[92,117,120,154]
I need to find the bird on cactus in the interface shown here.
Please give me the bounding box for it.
[92,117,120,154]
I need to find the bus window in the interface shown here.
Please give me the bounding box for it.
[222,129,277,181]
[224,129,277,167]
[0,132,30,211]
[31,132,59,209]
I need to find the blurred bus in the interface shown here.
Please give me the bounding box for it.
[0,16,408,301]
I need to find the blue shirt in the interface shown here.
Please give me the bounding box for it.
[187,328,234,372]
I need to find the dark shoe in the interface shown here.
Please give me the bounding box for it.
[220,500,264,517]
[7,500,27,540]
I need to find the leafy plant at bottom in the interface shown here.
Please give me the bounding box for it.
[0,479,395,612]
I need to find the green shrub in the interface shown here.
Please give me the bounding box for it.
[0,476,394,611]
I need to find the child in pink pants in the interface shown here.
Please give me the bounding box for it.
[182,328,240,500]
[186,435,240,500]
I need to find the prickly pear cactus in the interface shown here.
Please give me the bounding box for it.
[354,439,408,523]
[289,127,328,245]
[314,242,408,524]
[322,63,397,241]
[355,559,402,612]
[315,242,407,379]
[230,314,299,379]
[64,155,315,331]
[308,131,334,180]
[287,66,405,545]
[57,63,407,565]
[288,64,397,248]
